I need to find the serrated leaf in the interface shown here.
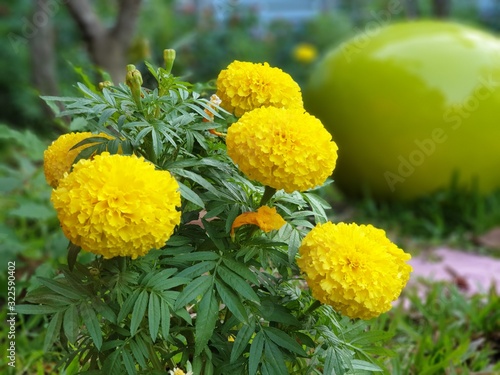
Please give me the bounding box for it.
[130,337,147,368]
[43,311,63,351]
[37,277,83,301]
[324,347,347,375]
[122,349,136,375]
[230,321,255,363]
[102,349,123,375]
[217,266,259,303]
[176,261,217,279]
[351,359,383,371]
[264,327,307,356]
[174,275,212,310]
[222,257,259,285]
[80,303,102,350]
[15,304,66,314]
[160,299,171,339]
[148,292,161,342]
[195,289,219,356]
[215,279,248,323]
[264,340,288,375]
[174,252,220,262]
[144,268,177,288]
[98,108,117,127]
[118,289,141,322]
[63,304,79,344]
[130,290,148,336]
[178,182,205,208]
[249,331,265,375]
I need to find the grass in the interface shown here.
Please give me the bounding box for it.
[375,282,500,374]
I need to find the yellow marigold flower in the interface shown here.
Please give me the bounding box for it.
[226,107,338,193]
[297,222,412,320]
[51,152,181,259]
[292,43,318,64]
[231,206,286,235]
[216,60,303,117]
[43,132,113,188]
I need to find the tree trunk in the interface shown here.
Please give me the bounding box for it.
[404,0,420,19]
[65,0,143,84]
[432,0,451,18]
[30,0,60,119]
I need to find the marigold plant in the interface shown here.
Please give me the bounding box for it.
[216,60,303,116]
[16,53,411,375]
[226,106,338,193]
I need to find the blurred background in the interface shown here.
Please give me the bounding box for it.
[3,1,500,373]
[3,0,500,135]
[3,0,500,297]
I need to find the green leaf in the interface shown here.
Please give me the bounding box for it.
[230,321,256,363]
[303,192,330,224]
[130,290,148,336]
[249,331,265,375]
[118,289,141,322]
[9,203,54,220]
[122,349,136,375]
[287,228,301,261]
[174,251,220,262]
[222,257,259,285]
[264,327,307,356]
[130,337,147,369]
[351,359,383,372]
[80,303,103,350]
[63,304,79,344]
[43,311,63,351]
[16,304,66,315]
[144,268,177,288]
[174,275,212,310]
[178,182,205,208]
[264,340,288,375]
[195,289,219,356]
[102,349,123,375]
[217,266,259,303]
[176,261,217,279]
[160,299,171,339]
[215,279,248,323]
[37,277,83,301]
[150,276,190,292]
[148,292,161,342]
[324,347,346,375]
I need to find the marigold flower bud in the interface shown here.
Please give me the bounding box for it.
[163,49,176,74]
[126,64,143,109]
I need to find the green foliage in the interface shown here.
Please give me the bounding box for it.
[16,60,392,374]
[377,282,500,374]
[351,175,500,243]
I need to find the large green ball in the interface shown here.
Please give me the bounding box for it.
[304,21,500,200]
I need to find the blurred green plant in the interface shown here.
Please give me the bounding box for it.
[350,175,500,244]
[377,282,500,374]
